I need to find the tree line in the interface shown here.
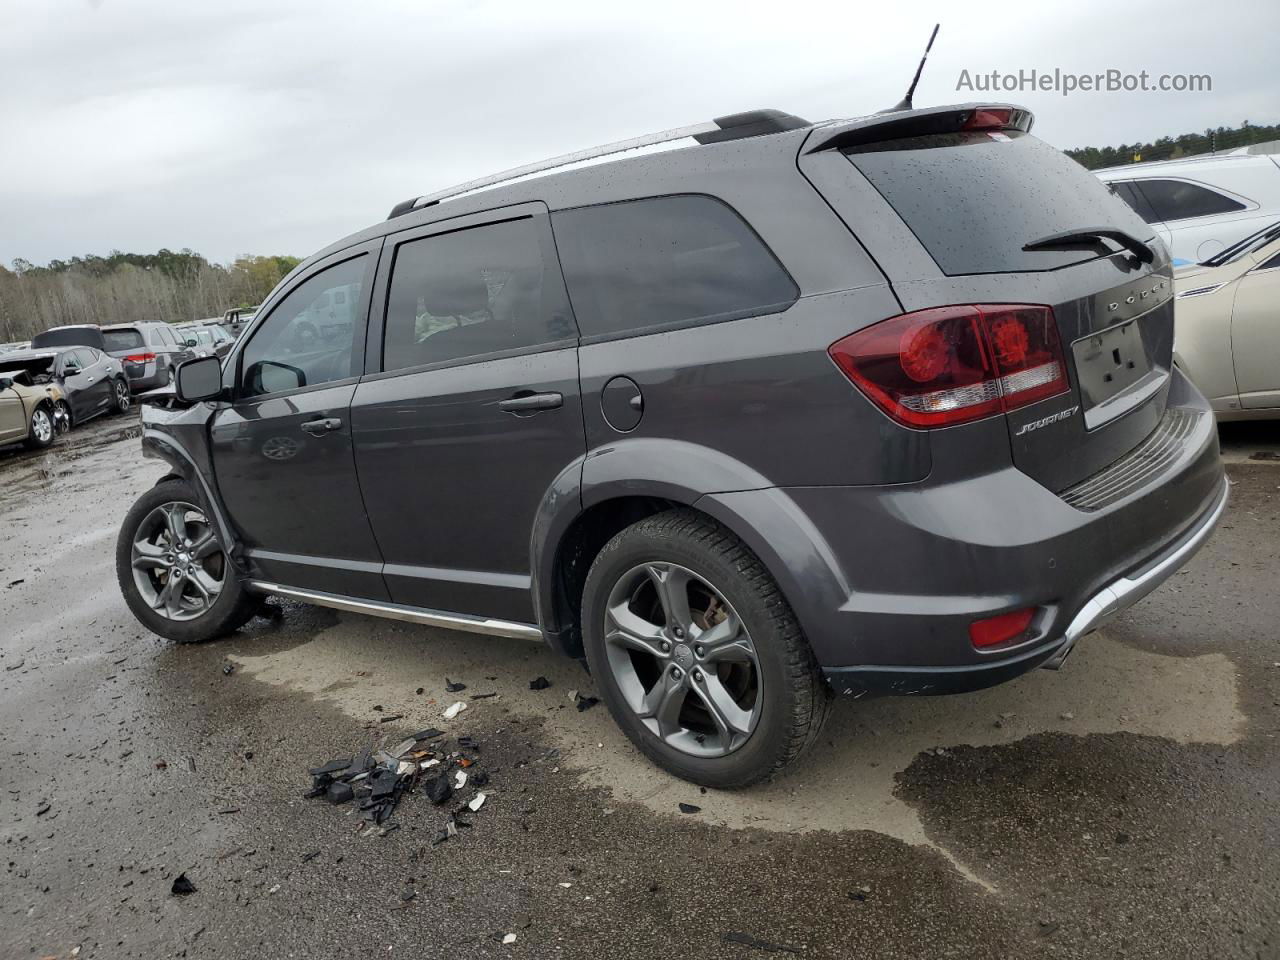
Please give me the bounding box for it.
[1066,120,1280,170]
[0,249,302,344]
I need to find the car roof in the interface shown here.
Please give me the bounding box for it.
[0,349,62,362]
[1094,153,1280,176]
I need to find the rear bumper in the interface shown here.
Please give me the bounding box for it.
[821,478,1227,696]
[701,372,1226,697]
[122,360,166,391]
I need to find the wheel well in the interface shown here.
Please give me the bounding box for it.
[549,496,681,658]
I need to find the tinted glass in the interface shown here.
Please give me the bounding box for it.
[239,255,365,399]
[1135,179,1247,221]
[847,133,1156,275]
[103,328,145,351]
[1108,181,1159,223]
[552,195,798,338]
[1261,250,1280,271]
[31,327,105,349]
[384,217,573,371]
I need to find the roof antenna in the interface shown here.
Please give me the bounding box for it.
[879,23,940,114]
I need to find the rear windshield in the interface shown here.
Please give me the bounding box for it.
[102,328,144,351]
[847,133,1156,276]
[31,327,105,349]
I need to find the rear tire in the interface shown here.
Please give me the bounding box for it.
[582,509,831,788]
[111,376,131,413]
[116,479,258,643]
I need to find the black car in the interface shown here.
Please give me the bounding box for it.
[116,102,1225,787]
[0,347,131,426]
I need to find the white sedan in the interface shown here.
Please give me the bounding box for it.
[1174,221,1280,418]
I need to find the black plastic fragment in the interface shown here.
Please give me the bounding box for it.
[575,694,600,712]
[471,770,490,788]
[422,774,453,805]
[378,714,404,723]
[171,873,197,896]
[678,803,701,814]
[445,678,466,692]
[308,758,353,777]
[326,782,354,805]
[412,728,445,742]
[529,676,551,690]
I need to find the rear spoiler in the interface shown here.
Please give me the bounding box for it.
[804,102,1034,154]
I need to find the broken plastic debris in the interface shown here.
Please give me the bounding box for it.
[454,770,468,790]
[422,774,453,805]
[327,782,354,805]
[468,792,487,812]
[529,676,551,690]
[222,663,235,676]
[678,803,701,814]
[443,701,467,720]
[502,934,517,945]
[445,678,467,692]
[575,694,600,712]
[170,873,197,896]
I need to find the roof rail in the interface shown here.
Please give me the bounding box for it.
[387,109,809,219]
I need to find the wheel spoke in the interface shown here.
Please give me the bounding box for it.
[162,504,188,545]
[692,673,754,741]
[189,568,222,604]
[188,529,220,561]
[645,563,693,632]
[132,540,169,572]
[153,575,182,616]
[639,670,688,738]
[605,602,667,659]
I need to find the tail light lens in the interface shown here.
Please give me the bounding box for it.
[963,107,1013,131]
[124,352,157,364]
[970,607,1037,648]
[828,304,1069,428]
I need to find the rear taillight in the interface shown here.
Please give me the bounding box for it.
[962,107,1013,131]
[828,304,1069,428]
[124,352,156,363]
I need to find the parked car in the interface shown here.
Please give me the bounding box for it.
[176,322,235,359]
[116,102,1226,787]
[30,324,108,351]
[0,341,30,355]
[1174,220,1280,418]
[1096,153,1280,265]
[221,306,259,338]
[0,347,130,426]
[0,369,68,449]
[101,322,196,392]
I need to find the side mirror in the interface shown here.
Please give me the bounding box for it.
[174,355,223,403]
[244,360,305,396]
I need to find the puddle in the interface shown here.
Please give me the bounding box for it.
[232,612,1244,886]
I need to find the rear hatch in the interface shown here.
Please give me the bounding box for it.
[812,107,1176,492]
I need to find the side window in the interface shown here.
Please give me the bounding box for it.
[552,195,799,339]
[1260,251,1280,271]
[1108,181,1158,223]
[239,255,366,399]
[1135,179,1247,222]
[383,216,573,372]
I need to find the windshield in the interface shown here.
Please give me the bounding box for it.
[1201,221,1280,267]
[103,329,145,351]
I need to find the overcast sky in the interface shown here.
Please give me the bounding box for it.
[2,0,1276,267]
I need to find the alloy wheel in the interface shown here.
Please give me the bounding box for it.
[130,501,225,621]
[115,380,131,411]
[603,562,761,758]
[31,408,52,444]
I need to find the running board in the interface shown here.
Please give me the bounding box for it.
[244,581,544,642]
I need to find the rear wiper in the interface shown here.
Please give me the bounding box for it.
[1022,227,1155,264]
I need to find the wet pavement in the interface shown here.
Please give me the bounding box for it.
[1,416,1278,959]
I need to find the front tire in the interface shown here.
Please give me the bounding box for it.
[115,480,257,643]
[582,509,831,788]
[24,405,54,449]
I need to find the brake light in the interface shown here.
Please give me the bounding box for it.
[969,607,1036,648]
[963,107,1013,130]
[124,352,156,363]
[828,304,1069,428]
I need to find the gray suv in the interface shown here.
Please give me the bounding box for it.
[101,322,196,392]
[115,103,1227,787]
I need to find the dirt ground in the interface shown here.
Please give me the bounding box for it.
[2,414,1278,959]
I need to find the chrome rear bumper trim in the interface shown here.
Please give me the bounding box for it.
[244,581,544,641]
[1046,480,1229,668]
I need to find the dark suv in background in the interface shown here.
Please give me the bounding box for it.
[116,102,1226,787]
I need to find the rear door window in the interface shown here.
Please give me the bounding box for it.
[846,133,1156,275]
[103,328,145,352]
[1132,179,1248,221]
[552,195,798,339]
[383,216,575,372]
[1107,181,1160,223]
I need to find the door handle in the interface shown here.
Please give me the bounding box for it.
[498,391,563,414]
[301,417,342,436]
